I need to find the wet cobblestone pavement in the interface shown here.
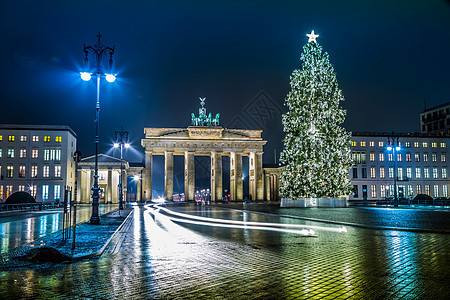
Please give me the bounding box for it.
[1,203,449,299]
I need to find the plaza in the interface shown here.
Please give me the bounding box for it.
[1,203,449,299]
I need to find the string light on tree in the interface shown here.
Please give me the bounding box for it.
[279,30,353,198]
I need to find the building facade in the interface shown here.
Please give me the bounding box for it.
[420,102,450,136]
[350,132,449,202]
[0,124,77,203]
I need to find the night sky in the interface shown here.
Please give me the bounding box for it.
[1,1,449,191]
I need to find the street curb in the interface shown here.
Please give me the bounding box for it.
[72,209,133,260]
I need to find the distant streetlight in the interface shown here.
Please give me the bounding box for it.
[81,33,116,225]
[387,137,401,207]
[114,128,129,211]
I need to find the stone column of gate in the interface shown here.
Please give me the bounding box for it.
[249,152,256,200]
[256,152,264,200]
[76,169,82,203]
[230,152,243,201]
[184,151,195,201]
[265,172,271,201]
[164,151,174,201]
[107,168,113,204]
[210,151,223,201]
[136,174,142,203]
[143,151,152,201]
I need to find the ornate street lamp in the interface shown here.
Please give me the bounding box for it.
[81,33,116,225]
[387,137,401,207]
[114,128,129,211]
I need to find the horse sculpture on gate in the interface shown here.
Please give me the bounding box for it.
[191,97,220,127]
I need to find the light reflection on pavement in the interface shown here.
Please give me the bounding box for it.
[0,204,449,299]
[0,204,118,255]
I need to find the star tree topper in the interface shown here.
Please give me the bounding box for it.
[306,30,319,42]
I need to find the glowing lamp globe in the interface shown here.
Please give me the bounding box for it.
[105,74,116,83]
[395,146,401,151]
[80,72,91,81]
[113,143,119,148]
[133,175,140,181]
[125,143,131,149]
[387,146,392,151]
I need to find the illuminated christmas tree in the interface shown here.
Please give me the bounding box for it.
[279,31,353,198]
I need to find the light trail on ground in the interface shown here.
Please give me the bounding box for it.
[146,204,347,234]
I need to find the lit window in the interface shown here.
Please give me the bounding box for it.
[424,168,430,179]
[415,153,420,162]
[379,153,385,161]
[32,149,38,158]
[407,185,413,197]
[30,185,37,197]
[0,135,2,141]
[405,142,411,148]
[369,141,374,147]
[434,185,439,197]
[6,186,13,198]
[378,141,384,147]
[414,142,419,148]
[50,150,56,161]
[370,167,376,178]
[0,185,3,199]
[389,167,394,179]
[440,142,446,148]
[425,185,430,196]
[32,135,39,142]
[20,149,26,158]
[442,168,447,179]
[380,168,385,179]
[44,150,50,161]
[351,141,356,147]
[397,153,402,162]
[432,153,437,162]
[0,149,2,158]
[406,153,411,162]
[432,142,437,148]
[20,135,27,142]
[7,149,14,158]
[423,142,428,148]
[55,149,61,161]
[398,168,403,180]
[415,168,421,179]
[7,166,13,178]
[417,185,422,194]
[423,153,428,162]
[433,168,439,179]
[388,153,393,162]
[443,185,448,198]
[406,168,412,179]
[55,165,61,177]
[43,166,50,178]
[44,136,50,142]
[18,185,25,192]
[19,166,26,178]
[380,185,386,198]
[55,136,62,142]
[31,166,38,178]
[371,185,376,198]
[360,141,366,147]
[441,154,446,162]
[42,185,49,200]
[8,135,15,142]
[369,153,375,161]
[54,185,61,200]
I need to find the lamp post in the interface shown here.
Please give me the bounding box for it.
[114,128,129,211]
[387,137,401,207]
[81,33,116,225]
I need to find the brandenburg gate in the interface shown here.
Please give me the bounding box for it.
[141,98,267,201]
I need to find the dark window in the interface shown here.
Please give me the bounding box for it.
[353,168,358,178]
[362,168,367,178]
[353,185,358,198]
